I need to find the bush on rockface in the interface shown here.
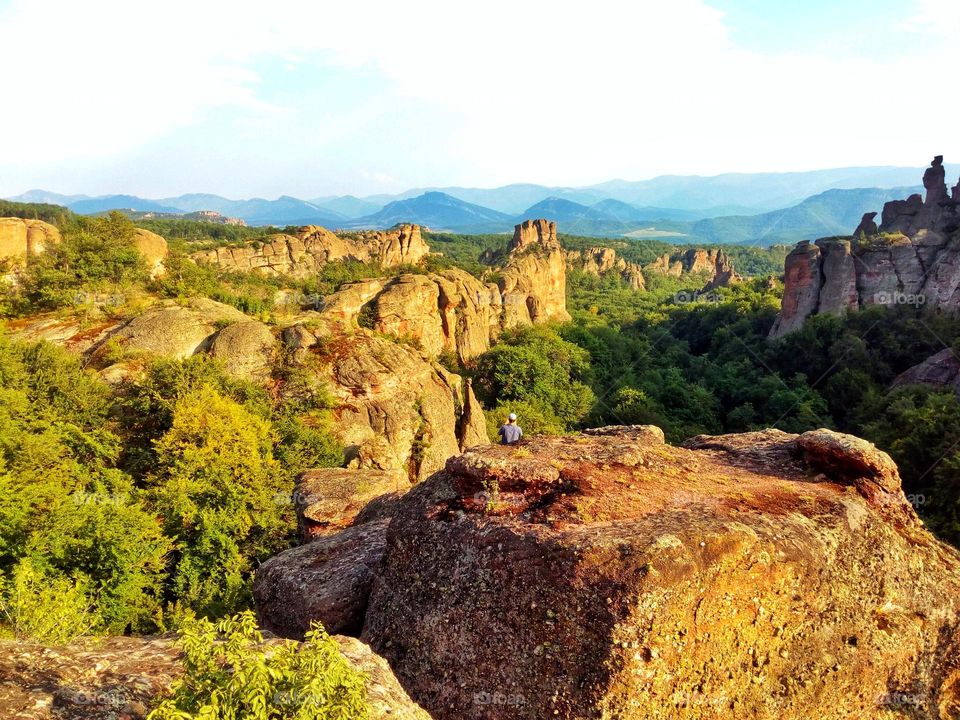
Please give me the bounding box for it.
[147,611,369,720]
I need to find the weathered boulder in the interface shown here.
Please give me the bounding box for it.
[91,298,250,362]
[0,217,60,259]
[193,224,429,277]
[255,519,390,638]
[0,633,431,720]
[357,427,959,720]
[133,227,168,278]
[206,319,277,379]
[286,322,489,481]
[294,467,410,540]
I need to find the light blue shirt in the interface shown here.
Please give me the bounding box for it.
[498,423,522,444]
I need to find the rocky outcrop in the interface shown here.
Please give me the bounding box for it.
[854,211,879,238]
[345,270,503,362]
[566,247,646,290]
[321,220,569,362]
[0,217,60,260]
[307,324,489,480]
[0,219,166,277]
[293,467,410,540]
[345,426,960,720]
[892,347,960,395]
[193,224,429,277]
[255,519,390,638]
[645,247,741,291]
[133,227,168,278]
[768,241,823,338]
[771,156,960,338]
[498,219,570,326]
[90,298,250,363]
[206,319,278,379]
[0,634,431,720]
[14,293,488,480]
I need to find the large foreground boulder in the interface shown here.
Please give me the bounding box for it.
[354,426,960,719]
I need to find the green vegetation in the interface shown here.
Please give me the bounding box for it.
[473,325,595,437]
[136,217,275,246]
[16,212,150,312]
[0,200,74,227]
[148,611,369,720]
[0,337,341,641]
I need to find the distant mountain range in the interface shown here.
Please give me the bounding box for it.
[8,162,955,245]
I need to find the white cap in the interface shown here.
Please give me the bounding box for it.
[508,413,517,421]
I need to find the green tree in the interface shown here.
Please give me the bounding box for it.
[148,387,291,617]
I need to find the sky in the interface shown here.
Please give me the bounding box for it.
[0,0,957,199]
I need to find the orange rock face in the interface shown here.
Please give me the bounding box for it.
[349,427,960,720]
[0,217,60,260]
[193,224,429,277]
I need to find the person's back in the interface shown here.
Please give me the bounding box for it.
[498,413,523,445]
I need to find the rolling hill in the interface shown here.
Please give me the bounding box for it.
[352,191,514,232]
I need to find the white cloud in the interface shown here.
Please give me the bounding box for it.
[1,0,958,193]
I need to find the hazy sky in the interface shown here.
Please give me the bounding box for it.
[1,0,957,199]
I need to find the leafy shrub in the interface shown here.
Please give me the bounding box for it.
[147,387,291,618]
[148,611,369,720]
[0,559,98,644]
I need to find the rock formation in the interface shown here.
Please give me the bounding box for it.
[293,467,411,540]
[566,247,646,290]
[319,220,570,362]
[645,247,741,291]
[133,227,169,278]
[771,156,960,338]
[0,217,60,260]
[311,324,489,480]
[11,294,488,480]
[193,224,429,277]
[498,219,570,326]
[256,426,960,720]
[0,634,431,720]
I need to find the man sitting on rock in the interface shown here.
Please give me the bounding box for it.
[498,413,523,445]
